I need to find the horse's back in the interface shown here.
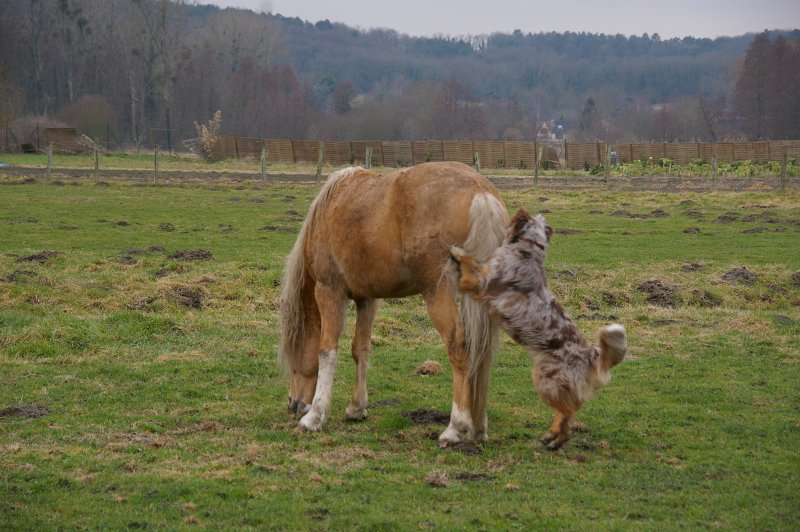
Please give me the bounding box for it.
[305,162,500,299]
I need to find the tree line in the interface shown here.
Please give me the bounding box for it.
[0,0,798,148]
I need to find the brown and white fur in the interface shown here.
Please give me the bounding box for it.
[450,209,627,450]
[279,162,508,445]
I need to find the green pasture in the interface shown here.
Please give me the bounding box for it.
[0,172,798,529]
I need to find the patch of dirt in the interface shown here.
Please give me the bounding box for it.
[653,319,682,326]
[168,249,213,261]
[154,268,170,278]
[552,270,577,280]
[0,404,50,418]
[721,267,757,285]
[116,220,130,226]
[218,224,235,233]
[147,245,165,253]
[96,181,110,187]
[455,471,493,481]
[173,286,203,309]
[17,251,59,264]
[426,471,449,487]
[1,270,36,282]
[576,313,619,321]
[538,197,549,202]
[769,284,787,294]
[682,262,703,272]
[369,398,401,408]
[679,199,697,206]
[715,212,740,223]
[683,227,701,234]
[554,228,579,235]
[792,272,800,287]
[402,408,451,425]
[117,256,137,265]
[650,209,669,217]
[249,198,266,204]
[282,195,296,202]
[600,291,627,307]
[539,208,552,214]
[413,360,443,376]
[773,315,795,325]
[588,210,603,214]
[683,210,704,219]
[260,225,297,233]
[636,280,679,307]
[444,442,483,456]
[611,210,631,217]
[158,222,176,232]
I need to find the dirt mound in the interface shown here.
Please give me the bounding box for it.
[683,211,704,219]
[168,249,213,261]
[715,212,740,223]
[650,209,669,217]
[402,408,450,425]
[792,272,800,287]
[683,227,701,234]
[1,270,36,282]
[0,404,50,418]
[17,251,59,264]
[173,286,203,309]
[159,223,176,232]
[413,360,443,376]
[611,210,631,217]
[554,228,579,235]
[588,210,603,214]
[682,262,703,272]
[637,280,679,307]
[721,267,757,285]
[690,289,721,307]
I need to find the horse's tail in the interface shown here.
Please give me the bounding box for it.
[458,192,508,375]
[278,166,365,372]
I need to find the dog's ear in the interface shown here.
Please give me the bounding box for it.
[509,209,531,240]
[534,214,552,243]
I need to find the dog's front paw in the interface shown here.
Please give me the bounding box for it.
[449,245,465,262]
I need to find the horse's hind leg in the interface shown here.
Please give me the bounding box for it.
[298,283,347,432]
[288,280,320,414]
[423,287,475,445]
[346,298,378,421]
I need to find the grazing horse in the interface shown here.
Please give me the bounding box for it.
[278,162,508,444]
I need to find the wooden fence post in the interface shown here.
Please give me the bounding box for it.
[780,144,788,192]
[711,155,718,191]
[365,146,373,169]
[260,146,268,184]
[154,145,160,184]
[94,145,99,180]
[473,150,480,172]
[315,141,324,187]
[605,143,611,185]
[46,143,53,179]
[533,142,539,188]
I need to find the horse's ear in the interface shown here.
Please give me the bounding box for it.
[509,209,531,239]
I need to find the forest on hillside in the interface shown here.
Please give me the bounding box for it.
[1,0,798,148]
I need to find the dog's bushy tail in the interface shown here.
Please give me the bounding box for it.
[459,192,508,375]
[599,324,627,367]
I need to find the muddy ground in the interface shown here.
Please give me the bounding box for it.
[2,166,798,192]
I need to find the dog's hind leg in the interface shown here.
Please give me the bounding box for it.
[346,298,378,421]
[540,408,576,450]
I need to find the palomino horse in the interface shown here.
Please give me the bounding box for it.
[278,161,508,444]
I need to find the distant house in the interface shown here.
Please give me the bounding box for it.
[536,120,564,140]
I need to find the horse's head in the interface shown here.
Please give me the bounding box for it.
[508,209,552,257]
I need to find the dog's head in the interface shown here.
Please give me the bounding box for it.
[508,209,552,254]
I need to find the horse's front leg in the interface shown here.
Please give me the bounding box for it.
[345,298,378,420]
[423,287,475,445]
[298,284,347,432]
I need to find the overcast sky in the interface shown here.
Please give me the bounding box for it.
[197,0,799,39]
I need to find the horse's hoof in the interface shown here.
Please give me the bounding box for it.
[297,401,311,415]
[475,430,489,443]
[298,411,324,431]
[345,405,368,421]
[438,426,473,446]
[288,398,299,413]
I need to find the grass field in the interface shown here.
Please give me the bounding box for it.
[1,170,799,529]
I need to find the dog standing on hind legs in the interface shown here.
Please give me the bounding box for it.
[450,209,627,450]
